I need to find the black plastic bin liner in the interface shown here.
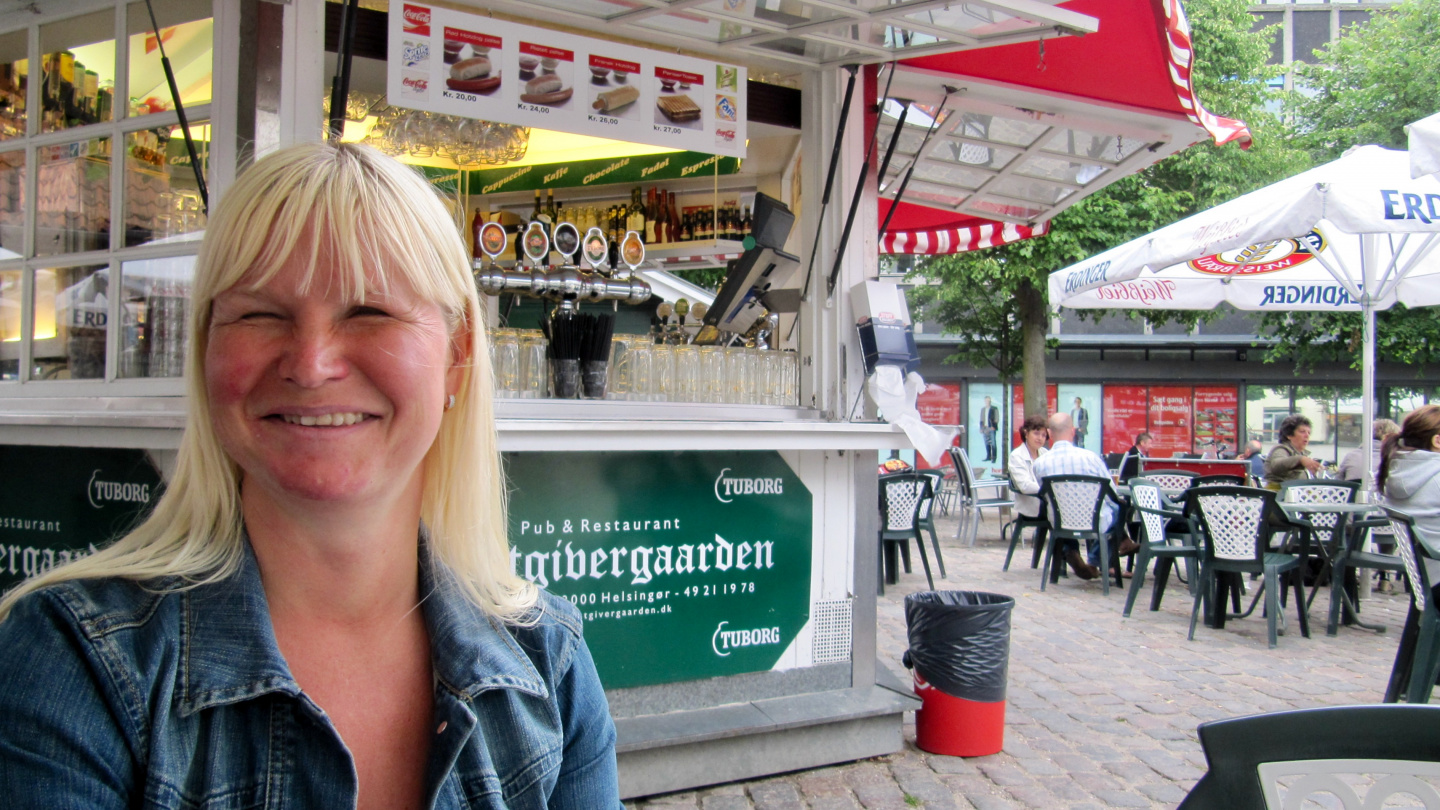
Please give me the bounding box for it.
[903,591,1014,703]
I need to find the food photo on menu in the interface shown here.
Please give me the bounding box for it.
[443,29,502,96]
[588,55,641,120]
[518,43,573,109]
[654,67,704,131]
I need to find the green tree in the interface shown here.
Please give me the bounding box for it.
[1290,0,1440,161]
[1249,0,1440,370]
[909,0,1305,419]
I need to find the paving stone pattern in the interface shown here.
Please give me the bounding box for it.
[625,511,1415,809]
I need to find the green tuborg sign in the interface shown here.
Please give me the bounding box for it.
[0,446,163,592]
[505,450,812,689]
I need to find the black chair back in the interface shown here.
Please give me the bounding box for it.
[1138,468,1199,491]
[1185,485,1290,569]
[1193,474,1246,488]
[879,471,928,535]
[1039,474,1113,537]
[1178,704,1440,809]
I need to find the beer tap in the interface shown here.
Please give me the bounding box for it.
[474,220,652,310]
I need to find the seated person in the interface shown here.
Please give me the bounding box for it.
[1034,413,1137,579]
[1338,419,1399,488]
[1008,415,1048,519]
[1264,415,1324,489]
[1239,440,1266,482]
[1118,432,1153,482]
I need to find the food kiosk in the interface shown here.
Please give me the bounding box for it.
[0,0,1247,798]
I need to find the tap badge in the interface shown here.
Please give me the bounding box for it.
[1187,229,1326,276]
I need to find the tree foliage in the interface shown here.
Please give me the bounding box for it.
[1290,0,1440,161]
[1257,0,1440,368]
[908,0,1305,413]
[911,178,1186,378]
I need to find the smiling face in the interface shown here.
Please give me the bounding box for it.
[205,237,465,514]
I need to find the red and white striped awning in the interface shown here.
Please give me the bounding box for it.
[880,221,1049,255]
[878,0,1249,255]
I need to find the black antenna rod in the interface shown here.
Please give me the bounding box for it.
[143,0,208,214]
[826,63,897,298]
[327,0,361,141]
[796,65,858,304]
[877,87,954,237]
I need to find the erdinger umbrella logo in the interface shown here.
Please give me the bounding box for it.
[1188,230,1327,276]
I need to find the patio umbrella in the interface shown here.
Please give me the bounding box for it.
[1047,145,1440,480]
[1408,111,1440,179]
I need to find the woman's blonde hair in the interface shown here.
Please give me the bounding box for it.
[0,142,535,621]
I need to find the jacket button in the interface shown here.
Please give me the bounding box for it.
[437,721,448,734]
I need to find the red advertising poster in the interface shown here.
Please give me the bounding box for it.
[1148,386,1193,460]
[915,383,960,469]
[1193,385,1240,456]
[1102,385,1149,455]
[1011,384,1057,447]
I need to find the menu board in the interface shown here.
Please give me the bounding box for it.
[1103,385,1150,454]
[1193,386,1239,456]
[1147,386,1193,459]
[390,4,747,158]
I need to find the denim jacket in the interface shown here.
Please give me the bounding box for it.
[0,541,621,809]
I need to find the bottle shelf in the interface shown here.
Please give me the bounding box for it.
[645,238,746,270]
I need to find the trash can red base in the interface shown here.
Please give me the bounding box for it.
[913,673,1005,757]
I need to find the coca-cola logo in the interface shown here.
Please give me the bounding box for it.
[715,128,736,141]
[402,4,431,35]
[402,75,429,93]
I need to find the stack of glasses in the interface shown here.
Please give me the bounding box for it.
[488,328,799,405]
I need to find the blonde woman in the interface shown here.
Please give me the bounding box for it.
[1338,418,1400,488]
[0,143,620,809]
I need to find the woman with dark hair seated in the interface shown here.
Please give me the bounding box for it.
[1264,414,1324,490]
[1378,405,1440,588]
[1008,415,1049,520]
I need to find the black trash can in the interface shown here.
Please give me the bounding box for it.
[903,590,1015,756]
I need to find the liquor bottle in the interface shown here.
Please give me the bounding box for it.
[653,188,668,245]
[627,187,646,239]
[741,205,752,238]
[531,189,544,234]
[645,187,659,243]
[667,191,681,244]
[702,207,715,241]
[680,211,692,242]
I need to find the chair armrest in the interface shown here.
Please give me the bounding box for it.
[973,478,1009,493]
[1133,503,1185,522]
[1349,517,1390,532]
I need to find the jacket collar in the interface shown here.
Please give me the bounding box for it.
[179,531,545,716]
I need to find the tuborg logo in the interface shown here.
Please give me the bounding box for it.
[714,467,784,503]
[712,621,782,656]
[87,470,151,510]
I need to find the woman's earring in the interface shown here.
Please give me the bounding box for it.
[446,394,456,411]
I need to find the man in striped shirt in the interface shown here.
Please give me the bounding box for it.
[1034,412,1137,579]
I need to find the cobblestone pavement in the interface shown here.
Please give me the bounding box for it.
[626,511,1415,809]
